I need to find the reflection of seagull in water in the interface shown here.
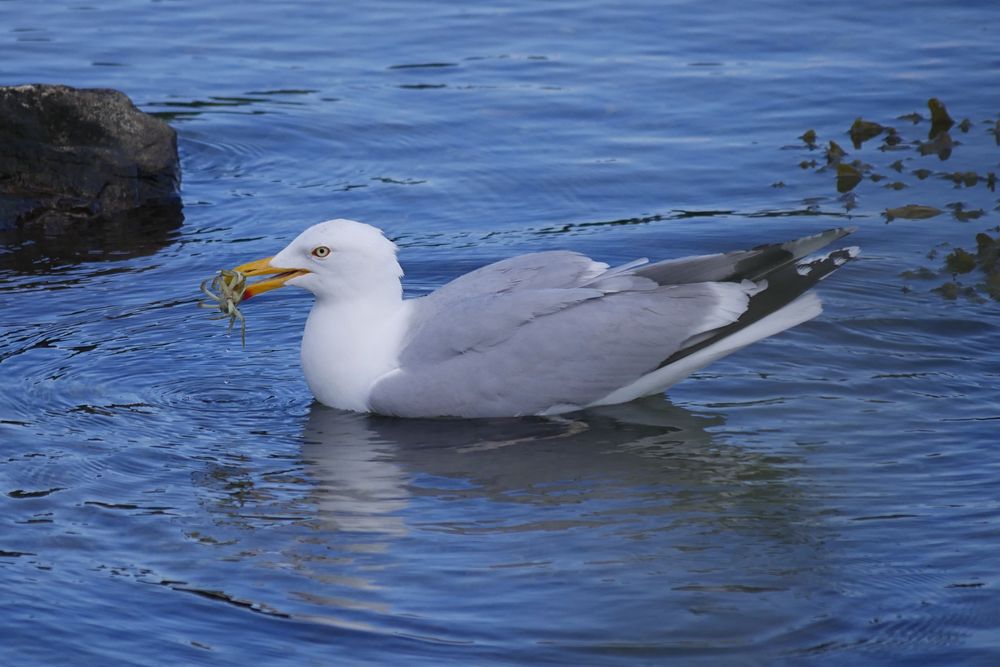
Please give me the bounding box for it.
[229,219,858,417]
[300,399,729,536]
[298,398,794,538]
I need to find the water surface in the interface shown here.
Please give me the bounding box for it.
[2,1,1000,665]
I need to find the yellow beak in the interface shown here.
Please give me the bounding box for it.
[232,257,309,300]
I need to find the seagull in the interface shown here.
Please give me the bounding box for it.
[230,219,858,418]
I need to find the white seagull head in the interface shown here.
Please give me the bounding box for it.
[235,219,403,302]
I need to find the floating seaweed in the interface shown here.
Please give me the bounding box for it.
[927,97,954,138]
[944,248,977,274]
[836,163,863,193]
[796,97,997,303]
[905,234,1000,303]
[825,140,847,165]
[849,118,885,149]
[884,205,943,221]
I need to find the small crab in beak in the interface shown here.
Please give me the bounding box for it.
[199,258,309,345]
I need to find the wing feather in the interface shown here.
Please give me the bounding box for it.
[369,228,859,418]
[371,281,755,417]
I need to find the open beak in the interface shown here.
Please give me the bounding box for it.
[232,257,309,301]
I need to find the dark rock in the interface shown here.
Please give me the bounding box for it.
[0,84,182,261]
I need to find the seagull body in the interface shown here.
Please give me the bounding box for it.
[233,219,858,418]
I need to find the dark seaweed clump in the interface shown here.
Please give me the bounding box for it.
[901,232,1000,303]
[797,98,999,303]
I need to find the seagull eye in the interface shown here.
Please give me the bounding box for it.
[311,246,331,258]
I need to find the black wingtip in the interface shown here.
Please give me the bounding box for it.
[796,245,861,281]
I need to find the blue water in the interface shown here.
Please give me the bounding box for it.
[2,1,1000,664]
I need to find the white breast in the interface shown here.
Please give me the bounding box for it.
[300,298,412,411]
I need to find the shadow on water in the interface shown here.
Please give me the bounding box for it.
[145,89,320,122]
[0,202,184,273]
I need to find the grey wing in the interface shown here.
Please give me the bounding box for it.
[369,281,755,418]
[371,226,859,418]
[397,250,640,364]
[429,250,608,298]
[632,226,861,366]
[635,226,856,284]
[402,250,654,355]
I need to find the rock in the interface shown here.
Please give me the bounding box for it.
[0,84,182,252]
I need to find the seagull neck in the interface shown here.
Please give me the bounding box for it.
[301,287,409,413]
[315,283,403,310]
[314,291,404,319]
